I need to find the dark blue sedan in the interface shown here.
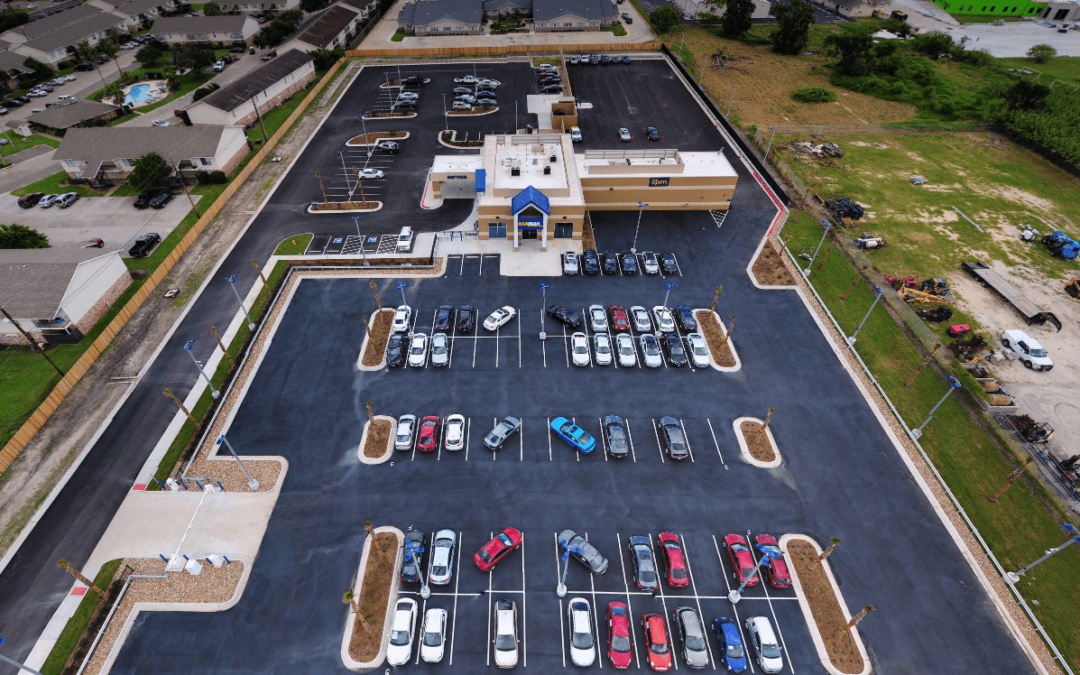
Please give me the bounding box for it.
[713,617,747,672]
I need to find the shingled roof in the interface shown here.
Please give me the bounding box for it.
[28,100,120,130]
[196,49,314,113]
[398,0,481,25]
[55,125,233,175]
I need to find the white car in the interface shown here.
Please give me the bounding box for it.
[151,119,171,127]
[386,598,418,666]
[398,91,419,99]
[484,306,516,331]
[652,306,676,333]
[429,529,456,585]
[444,414,466,451]
[63,75,76,82]
[630,305,652,332]
[420,608,448,663]
[431,332,449,367]
[395,414,416,451]
[391,305,413,332]
[358,168,385,179]
[618,127,632,142]
[571,332,590,367]
[494,599,519,668]
[407,333,428,367]
[456,74,479,84]
[593,333,612,366]
[1001,329,1053,371]
[57,94,75,101]
[563,251,579,275]
[121,42,138,49]
[746,616,783,674]
[479,79,499,88]
[640,335,663,368]
[616,333,637,367]
[642,252,660,275]
[686,332,710,368]
[588,305,607,332]
[567,597,596,667]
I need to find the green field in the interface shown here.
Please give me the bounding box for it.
[0,133,59,158]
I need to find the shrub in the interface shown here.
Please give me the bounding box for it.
[791,87,837,103]
[1026,44,1056,63]
[195,170,227,184]
[649,5,679,32]
[192,83,220,101]
[57,60,73,70]
[910,30,954,59]
[0,224,49,249]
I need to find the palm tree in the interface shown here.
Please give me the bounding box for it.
[101,81,124,107]
[77,40,106,85]
[710,285,722,313]
[97,40,122,82]
[841,605,875,633]
[366,400,374,427]
[369,280,381,310]
[342,589,358,613]
[57,559,103,595]
[817,537,841,563]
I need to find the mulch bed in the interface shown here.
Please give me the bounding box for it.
[786,539,865,674]
[361,310,394,366]
[348,131,407,145]
[310,201,381,211]
[363,419,392,459]
[348,533,399,663]
[693,310,736,367]
[582,218,596,251]
[740,421,776,463]
[752,241,796,286]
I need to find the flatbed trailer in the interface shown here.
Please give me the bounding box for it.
[961,261,1062,331]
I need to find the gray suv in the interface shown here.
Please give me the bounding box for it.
[557,529,609,574]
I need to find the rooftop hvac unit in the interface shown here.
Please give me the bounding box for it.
[550,154,557,163]
[511,168,520,176]
[544,166,551,175]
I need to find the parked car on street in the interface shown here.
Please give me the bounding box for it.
[628,535,659,592]
[417,415,440,452]
[457,305,476,333]
[745,616,783,673]
[686,333,710,369]
[563,251,580,275]
[652,306,675,333]
[400,529,425,582]
[662,334,687,367]
[568,598,596,667]
[392,305,413,332]
[594,333,612,366]
[57,192,79,208]
[430,332,449,367]
[570,332,590,367]
[149,190,174,209]
[620,250,637,274]
[755,534,791,588]
[588,305,608,332]
[671,607,709,669]
[616,333,637,367]
[18,192,44,208]
[385,333,405,367]
[724,533,759,587]
[38,193,61,208]
[602,416,629,459]
[619,127,632,142]
[642,613,673,671]
[548,305,582,329]
[630,306,652,332]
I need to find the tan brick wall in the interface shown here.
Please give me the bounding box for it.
[231,70,317,127]
[75,270,133,335]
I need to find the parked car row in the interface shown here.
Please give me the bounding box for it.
[385,305,515,367]
[17,192,79,209]
[548,303,698,334]
[570,54,632,65]
[387,596,521,667]
[448,76,499,111]
[133,189,174,209]
[565,329,710,369]
[565,249,681,276]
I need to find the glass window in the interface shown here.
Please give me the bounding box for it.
[489,222,506,238]
[554,222,573,239]
[200,158,213,166]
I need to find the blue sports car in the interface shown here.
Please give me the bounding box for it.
[550,417,597,454]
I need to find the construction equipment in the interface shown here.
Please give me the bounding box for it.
[948,333,987,362]
[898,286,951,306]
[854,232,886,249]
[1019,225,1039,242]
[917,307,953,323]
[920,277,954,301]
[1041,231,1079,259]
[884,273,918,289]
[820,142,843,158]
[825,197,864,221]
[961,261,1062,331]
[1008,415,1054,443]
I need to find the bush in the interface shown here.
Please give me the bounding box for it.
[195,170,227,184]
[1026,44,1056,63]
[0,224,49,249]
[910,30,954,59]
[791,87,837,103]
[57,60,73,70]
[649,5,680,32]
[191,83,220,101]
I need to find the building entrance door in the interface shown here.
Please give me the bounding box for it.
[520,228,538,240]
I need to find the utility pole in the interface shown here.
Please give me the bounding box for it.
[905,344,940,387]
[251,258,271,298]
[987,456,1034,503]
[248,87,267,143]
[210,327,235,369]
[169,157,200,218]
[162,387,200,431]
[0,306,64,376]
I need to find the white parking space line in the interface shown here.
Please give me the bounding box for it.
[479,255,484,276]
[542,338,547,368]
[556,533,567,669]
[522,532,528,667]
[712,535,755,674]
[496,324,500,368]
[448,531,464,666]
[465,417,471,462]
[570,417,579,463]
[460,255,466,275]
[415,592,428,665]
[649,532,677,672]
[652,418,665,464]
[472,329,479,368]
[411,424,419,462]
[678,534,716,671]
[520,419,524,462]
[625,419,637,463]
[706,419,727,467]
[584,533,603,670]
[518,311,522,368]
[493,418,498,462]
[437,419,444,461]
[563,323,570,368]
[487,531,494,667]
[680,419,696,463]
[746,530,795,674]
[616,533,642,670]
[598,417,609,462]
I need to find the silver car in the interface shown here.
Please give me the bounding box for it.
[395,414,416,451]
[431,332,449,367]
[640,335,663,368]
[563,251,580,275]
[686,332,710,368]
[588,304,607,332]
[594,333,612,366]
[429,529,456,585]
[642,252,660,275]
[630,305,652,332]
[673,607,709,669]
[652,306,676,333]
[408,333,428,367]
[568,597,596,667]
[494,599,519,668]
[616,333,637,367]
[557,529,609,574]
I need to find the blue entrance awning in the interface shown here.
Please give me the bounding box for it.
[511,185,550,216]
[475,169,486,193]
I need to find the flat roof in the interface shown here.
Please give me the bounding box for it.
[578,149,737,178]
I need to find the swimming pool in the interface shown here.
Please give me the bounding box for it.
[125,84,152,105]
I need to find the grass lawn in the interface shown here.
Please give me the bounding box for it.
[995,55,1080,85]
[602,23,628,36]
[391,30,406,42]
[12,171,104,198]
[0,133,59,158]
[108,111,141,126]
[245,92,308,146]
[39,560,122,675]
[782,210,1080,672]
[274,233,313,255]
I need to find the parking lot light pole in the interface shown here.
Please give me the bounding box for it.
[397,282,409,312]
[557,538,581,598]
[632,201,648,254]
[805,221,830,275]
[405,540,431,599]
[185,340,219,399]
[1005,523,1078,584]
[217,434,259,491]
[223,275,256,330]
[727,86,736,117]
[337,150,353,198]
[0,638,47,675]
[352,216,369,266]
[846,285,883,346]
[764,126,777,161]
[728,544,782,604]
[540,282,552,340]
[910,377,961,440]
[355,114,371,158]
[441,94,448,132]
[663,282,677,310]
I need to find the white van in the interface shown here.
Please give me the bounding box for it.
[452,101,473,111]
[397,226,414,253]
[745,616,783,673]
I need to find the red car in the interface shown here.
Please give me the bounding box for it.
[657,532,689,588]
[473,527,522,571]
[608,305,630,332]
[642,614,672,671]
[417,416,440,452]
[755,534,791,589]
[724,533,760,587]
[606,602,633,669]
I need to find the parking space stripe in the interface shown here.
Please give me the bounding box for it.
[598,417,609,462]
[547,418,553,462]
[746,530,796,674]
[415,592,428,665]
[649,532,677,671]
[625,419,637,463]
[520,419,524,462]
[437,418,444,461]
[496,324,500,368]
[522,532,528,667]
[448,531,464,665]
[487,531,494,667]
[465,417,470,462]
[711,535,755,674]
[555,533,566,668]
[615,533,642,669]
[706,419,727,467]
[678,534,716,671]
[563,323,570,368]
[493,418,498,462]
[681,419,695,463]
[584,533,603,670]
[652,418,665,464]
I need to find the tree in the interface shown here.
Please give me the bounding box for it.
[366,399,374,427]
[1004,80,1051,111]
[649,5,680,33]
[1027,44,1056,63]
[127,152,172,191]
[96,40,121,79]
[253,10,304,48]
[711,285,722,313]
[173,43,216,73]
[770,0,814,55]
[57,559,103,595]
[101,80,125,106]
[342,589,358,613]
[24,57,55,83]
[136,43,162,68]
[0,224,49,249]
[203,1,225,14]
[310,47,345,71]
[716,0,754,36]
[76,40,106,85]
[369,280,381,310]
[163,64,181,93]
[301,0,330,10]
[824,31,874,77]
[910,30,953,59]
[817,537,841,562]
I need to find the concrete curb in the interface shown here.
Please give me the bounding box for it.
[779,534,872,675]
[744,214,800,292]
[436,132,485,150]
[361,112,417,120]
[732,417,781,469]
[356,309,394,371]
[358,416,395,465]
[341,526,404,672]
[307,202,385,214]
[694,308,741,372]
[346,131,412,145]
[447,106,500,117]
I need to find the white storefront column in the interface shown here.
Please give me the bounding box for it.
[513,215,519,251]
[540,213,548,251]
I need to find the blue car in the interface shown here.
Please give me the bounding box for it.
[713,617,747,672]
[550,417,597,454]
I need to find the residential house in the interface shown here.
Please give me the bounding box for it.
[184,49,315,126]
[89,0,175,32]
[532,0,617,30]
[28,100,122,134]
[280,5,361,52]
[218,0,301,14]
[826,0,874,18]
[482,0,533,19]
[152,15,261,46]
[397,0,482,35]
[340,0,379,20]
[13,14,126,67]
[0,3,104,45]
[0,49,34,81]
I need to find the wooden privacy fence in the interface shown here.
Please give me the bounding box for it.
[348,43,662,58]
[0,58,347,475]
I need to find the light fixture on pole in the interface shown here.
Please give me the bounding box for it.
[557,538,581,597]
[728,543,783,604]
[356,114,371,158]
[632,201,648,254]
[910,376,962,440]
[846,286,883,346]
[184,339,219,399]
[1005,523,1078,584]
[805,221,831,275]
[404,538,431,599]
[337,150,353,199]
[352,216,369,266]
[0,638,47,675]
[539,282,552,340]
[727,86,736,117]
[396,281,409,311]
[216,434,259,491]
[440,93,448,133]
[223,274,256,330]
[663,282,677,309]
[764,126,777,161]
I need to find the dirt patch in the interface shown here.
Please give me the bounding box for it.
[363,420,392,459]
[361,311,394,367]
[786,539,864,674]
[582,215,596,252]
[740,421,775,463]
[752,241,796,286]
[694,310,737,367]
[347,131,408,145]
[348,532,399,663]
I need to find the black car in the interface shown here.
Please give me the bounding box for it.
[662,334,688,367]
[658,417,689,460]
[547,305,582,329]
[4,98,22,107]
[149,191,174,209]
[674,306,698,332]
[661,252,679,275]
[74,62,94,71]
[128,232,161,258]
[385,334,405,367]
[646,127,661,142]
[97,55,109,64]
[434,305,454,331]
[541,85,563,94]
[484,416,522,450]
[601,250,619,275]
[582,249,600,275]
[602,416,629,459]
[17,192,44,208]
[401,76,424,85]
[400,530,425,583]
[133,190,159,209]
[457,305,476,333]
[230,46,244,53]
[601,55,611,65]
[619,250,637,275]
[628,536,659,592]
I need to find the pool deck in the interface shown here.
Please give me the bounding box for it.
[123,80,169,108]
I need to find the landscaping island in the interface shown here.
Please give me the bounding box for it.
[693,310,737,367]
